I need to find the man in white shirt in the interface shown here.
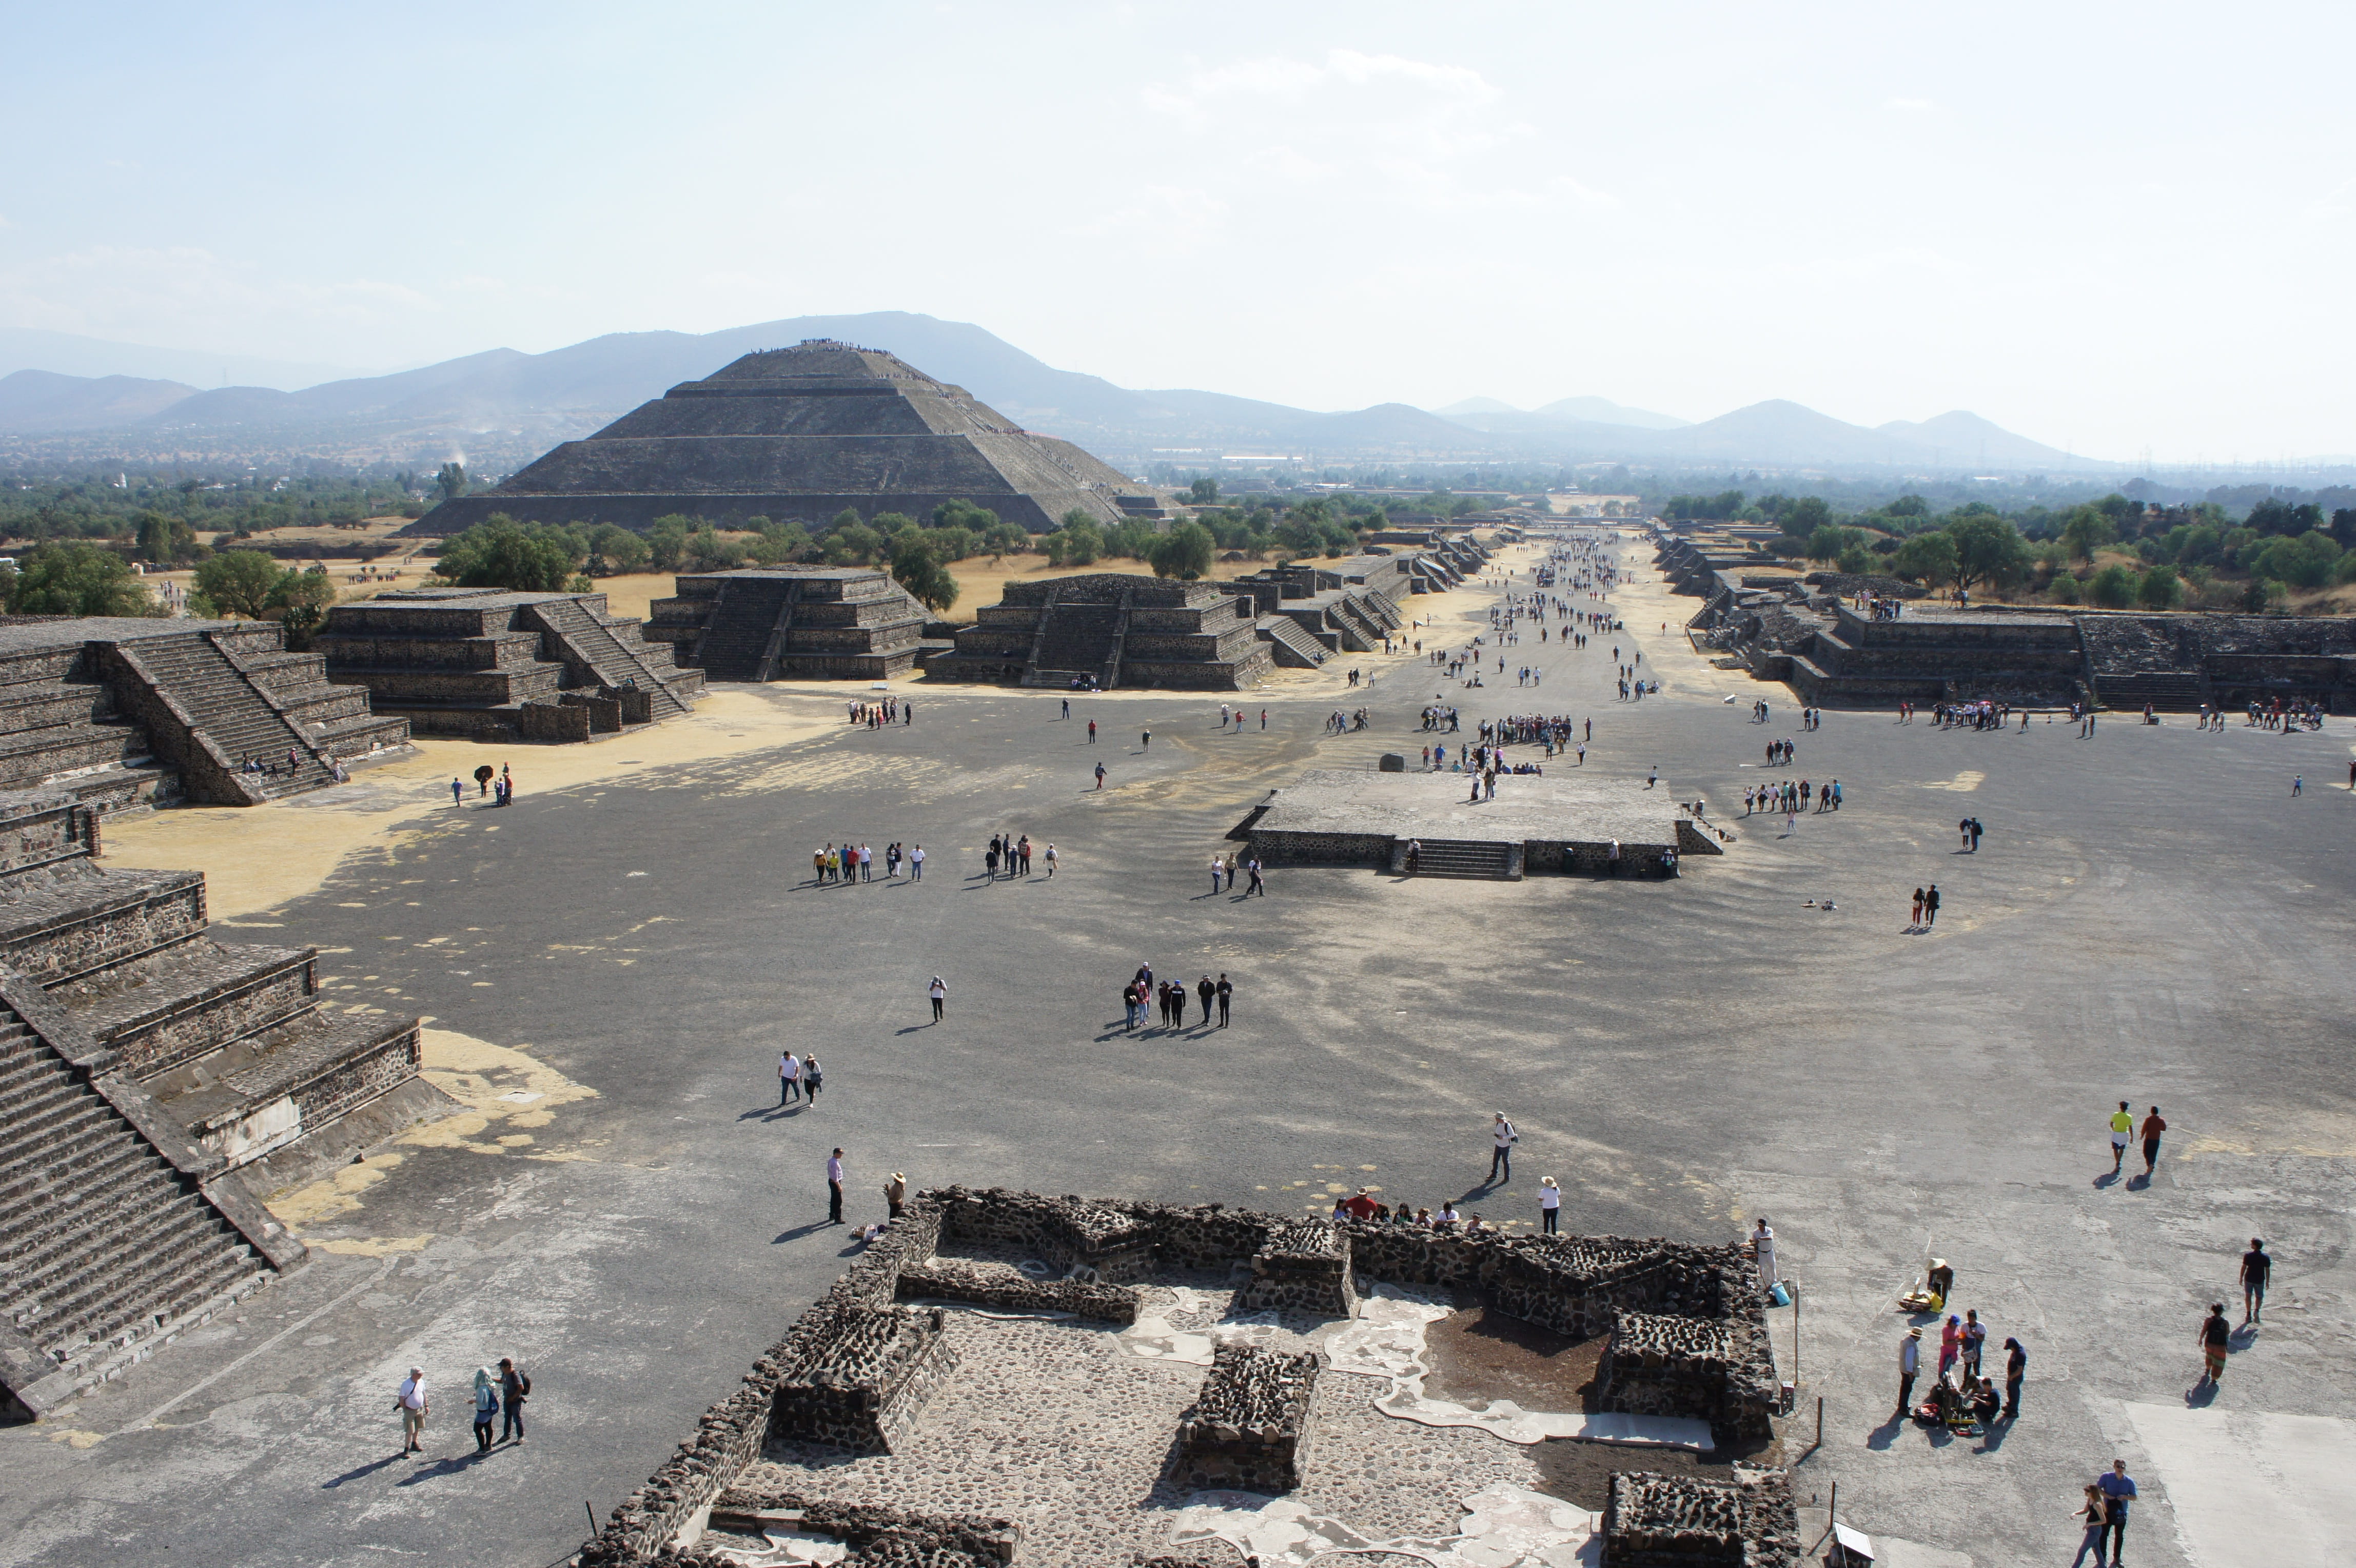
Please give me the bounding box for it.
[827,1148,845,1225]
[859,844,873,882]
[910,845,925,881]
[1752,1218,1778,1296]
[1896,1328,1921,1416]
[396,1367,428,1453]
[1489,1113,1518,1184]
[780,1052,802,1106]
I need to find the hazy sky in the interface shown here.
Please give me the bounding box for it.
[7,3,2351,460]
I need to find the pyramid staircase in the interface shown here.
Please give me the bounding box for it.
[107,633,339,802]
[1256,614,1330,668]
[0,791,419,1417]
[693,577,800,683]
[523,597,695,716]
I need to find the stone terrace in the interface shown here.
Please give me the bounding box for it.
[1237,767,1724,879]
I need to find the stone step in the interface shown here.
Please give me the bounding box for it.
[1393,838,1518,880]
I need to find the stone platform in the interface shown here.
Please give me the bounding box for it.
[1235,768,1723,879]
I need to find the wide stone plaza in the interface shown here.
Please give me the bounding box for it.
[3,533,2352,1568]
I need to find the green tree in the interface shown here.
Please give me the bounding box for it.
[1149,521,1216,580]
[136,511,199,565]
[746,519,812,565]
[1048,516,1102,567]
[890,532,959,611]
[584,523,650,576]
[931,499,999,534]
[979,520,1029,560]
[2057,504,2118,561]
[2,543,159,617]
[1782,496,1833,536]
[269,564,339,643]
[1894,531,1959,587]
[645,515,696,572]
[435,462,467,501]
[2087,563,2138,608]
[2047,572,2084,604]
[433,516,585,592]
[2243,530,2342,590]
[1945,514,2031,595]
[822,523,883,567]
[2136,565,2184,609]
[1188,477,1219,504]
[193,549,287,618]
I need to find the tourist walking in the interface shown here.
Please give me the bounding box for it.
[779,1050,800,1106]
[2108,1101,2132,1174]
[2242,1238,2270,1322]
[827,1148,846,1225]
[1088,720,1097,742]
[2001,1337,2026,1419]
[1488,1112,1518,1183]
[498,1357,528,1443]
[1141,729,1152,749]
[929,976,946,1023]
[1197,974,1215,1024]
[911,844,925,880]
[472,1367,499,1453]
[2139,1106,2165,1176]
[1923,884,1940,928]
[450,778,463,806]
[396,1367,429,1454]
[2069,1484,2110,1568]
[1216,973,1231,1026]
[2197,1302,2231,1385]
[1539,1175,1560,1234]
[1045,844,1056,876]
[1245,859,1265,895]
[1911,888,1925,928]
[1895,1328,1921,1415]
[803,1055,822,1106]
[2097,1461,2136,1564]
[1095,762,1107,790]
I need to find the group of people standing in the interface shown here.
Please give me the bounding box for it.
[812,841,924,883]
[392,1358,530,1458]
[1122,964,1233,1029]
[985,833,1051,876]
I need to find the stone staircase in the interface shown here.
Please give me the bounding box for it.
[523,597,694,716]
[1255,614,1330,668]
[1390,837,1521,880]
[114,634,339,801]
[1022,601,1125,688]
[0,1003,271,1403]
[695,577,799,682]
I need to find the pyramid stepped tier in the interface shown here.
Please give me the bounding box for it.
[0,789,426,1418]
[400,338,1168,537]
[645,568,926,682]
[929,573,1273,691]
[316,589,703,741]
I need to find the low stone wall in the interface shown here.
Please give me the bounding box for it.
[520,701,594,742]
[1596,1311,1779,1442]
[1236,1220,1357,1316]
[1174,1344,1321,1493]
[1601,1471,1800,1567]
[707,1494,1020,1567]
[581,1189,1782,1565]
[893,1258,1142,1323]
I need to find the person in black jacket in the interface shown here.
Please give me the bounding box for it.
[1197,976,1216,1026]
[497,1358,529,1445]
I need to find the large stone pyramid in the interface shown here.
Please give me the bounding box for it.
[406,340,1147,536]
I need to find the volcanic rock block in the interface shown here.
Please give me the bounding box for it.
[768,1303,958,1455]
[1174,1344,1322,1493]
[1236,1219,1357,1317]
[1601,1471,1800,1567]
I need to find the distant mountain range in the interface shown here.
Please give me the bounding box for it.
[0,311,2109,474]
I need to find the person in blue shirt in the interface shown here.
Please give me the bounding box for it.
[2096,1461,2136,1566]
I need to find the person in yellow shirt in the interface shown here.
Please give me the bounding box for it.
[2108,1101,2133,1176]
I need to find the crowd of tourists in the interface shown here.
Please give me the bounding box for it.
[808,841,935,882]
[848,696,911,727]
[1119,962,1234,1029]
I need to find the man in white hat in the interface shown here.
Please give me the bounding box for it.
[396,1366,429,1454]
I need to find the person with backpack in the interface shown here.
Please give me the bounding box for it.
[472,1367,499,1453]
[1489,1113,1518,1184]
[498,1357,529,1444]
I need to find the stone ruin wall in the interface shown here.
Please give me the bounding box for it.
[1596,1310,1781,1443]
[577,1187,1780,1568]
[1602,1470,1801,1567]
[1174,1343,1322,1493]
